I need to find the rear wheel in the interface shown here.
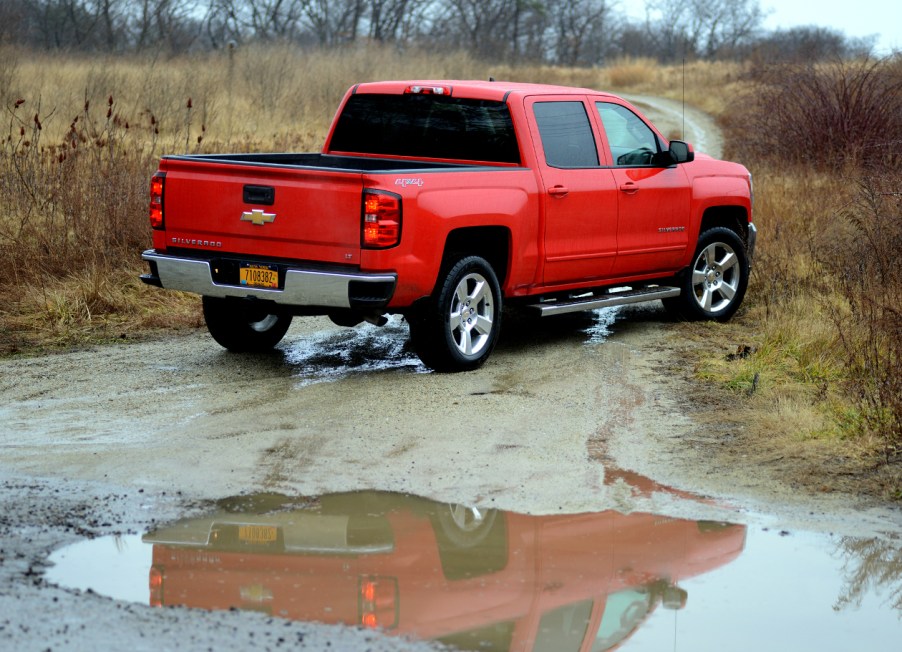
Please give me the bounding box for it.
[409,256,502,372]
[202,296,292,352]
[664,227,749,321]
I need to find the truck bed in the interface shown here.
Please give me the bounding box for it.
[162,152,500,173]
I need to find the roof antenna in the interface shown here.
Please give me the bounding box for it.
[489,76,495,82]
[681,58,686,139]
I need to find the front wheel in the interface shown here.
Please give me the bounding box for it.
[409,256,502,372]
[202,296,293,352]
[663,227,749,321]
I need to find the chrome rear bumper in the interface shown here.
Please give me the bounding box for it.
[140,250,396,310]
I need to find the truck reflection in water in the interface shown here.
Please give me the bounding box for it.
[144,490,745,651]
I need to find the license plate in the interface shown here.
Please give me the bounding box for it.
[238,525,278,544]
[240,264,278,289]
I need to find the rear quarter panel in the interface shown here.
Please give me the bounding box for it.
[360,169,541,306]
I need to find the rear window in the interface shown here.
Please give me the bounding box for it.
[328,93,520,164]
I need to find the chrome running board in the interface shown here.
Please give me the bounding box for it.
[528,286,680,317]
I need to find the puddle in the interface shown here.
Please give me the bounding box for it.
[584,307,620,344]
[45,491,902,650]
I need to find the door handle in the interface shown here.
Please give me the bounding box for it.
[619,182,639,194]
[548,185,569,197]
[243,184,276,205]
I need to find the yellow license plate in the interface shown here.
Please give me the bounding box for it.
[238,525,278,544]
[240,265,278,289]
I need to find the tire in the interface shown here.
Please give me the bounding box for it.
[663,227,749,321]
[432,506,508,580]
[435,504,499,548]
[202,296,292,352]
[409,256,502,372]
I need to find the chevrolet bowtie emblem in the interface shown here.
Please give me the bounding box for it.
[241,209,276,226]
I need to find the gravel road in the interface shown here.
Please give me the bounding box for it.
[0,310,702,652]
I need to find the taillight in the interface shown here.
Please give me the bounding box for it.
[149,171,165,229]
[362,190,402,249]
[358,576,399,630]
[149,565,164,607]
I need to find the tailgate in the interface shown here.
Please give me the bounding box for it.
[160,157,365,265]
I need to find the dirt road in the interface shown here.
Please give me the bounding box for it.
[624,94,724,159]
[0,310,700,651]
[1,312,698,514]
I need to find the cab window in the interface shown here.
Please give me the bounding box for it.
[596,102,661,167]
[534,101,599,168]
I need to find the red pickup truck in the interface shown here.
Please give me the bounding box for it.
[141,80,755,371]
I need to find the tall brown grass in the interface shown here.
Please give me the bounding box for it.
[820,172,901,453]
[724,57,902,463]
[0,45,488,351]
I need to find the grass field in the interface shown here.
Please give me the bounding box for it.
[1,46,898,491]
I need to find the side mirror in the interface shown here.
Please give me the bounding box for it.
[669,140,695,163]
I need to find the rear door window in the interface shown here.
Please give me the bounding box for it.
[533,101,599,168]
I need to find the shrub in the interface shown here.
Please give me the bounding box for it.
[1,95,159,276]
[819,172,902,456]
[723,56,902,459]
[725,57,902,171]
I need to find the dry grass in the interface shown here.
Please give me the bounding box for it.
[0,45,492,351]
[0,270,202,354]
[2,45,489,148]
[491,58,744,116]
[687,162,902,484]
[599,59,745,115]
[720,58,902,463]
[602,57,659,88]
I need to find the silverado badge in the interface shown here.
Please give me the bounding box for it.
[241,209,276,226]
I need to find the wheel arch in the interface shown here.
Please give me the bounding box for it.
[699,205,750,245]
[439,226,511,292]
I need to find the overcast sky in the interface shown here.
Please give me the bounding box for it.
[761,0,898,53]
[624,0,899,55]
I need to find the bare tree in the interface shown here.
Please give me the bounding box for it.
[548,0,615,66]
[4,0,875,63]
[647,0,767,60]
[364,0,431,43]
[747,26,875,63]
[300,0,365,46]
[439,0,546,61]
[245,0,305,40]
[202,0,302,44]
[25,0,99,49]
[130,0,202,51]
